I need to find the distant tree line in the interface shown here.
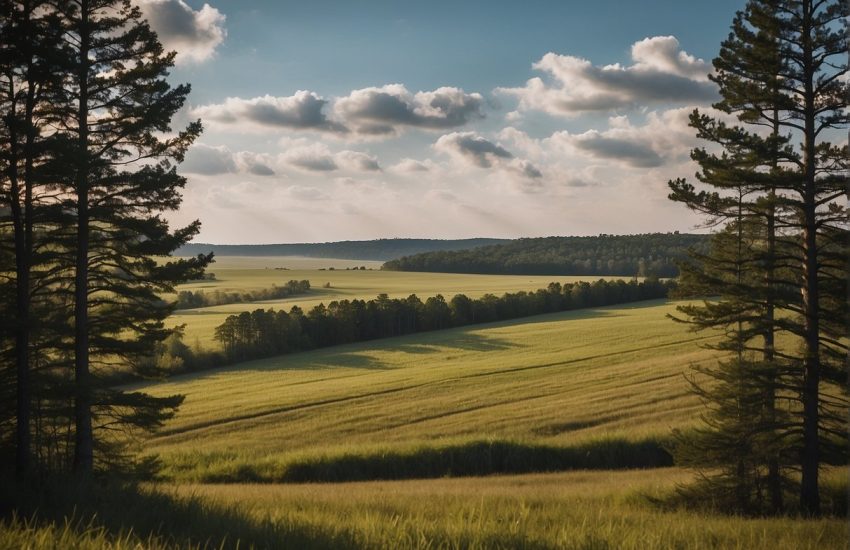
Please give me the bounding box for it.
[211,279,672,363]
[177,238,508,261]
[382,233,708,277]
[176,280,310,309]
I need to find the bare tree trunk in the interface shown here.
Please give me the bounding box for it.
[72,0,93,475]
[798,0,820,515]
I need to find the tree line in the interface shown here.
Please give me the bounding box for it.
[382,233,709,277]
[211,279,672,364]
[668,0,848,516]
[0,1,210,477]
[175,280,310,310]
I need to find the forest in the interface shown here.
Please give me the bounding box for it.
[177,238,508,261]
[382,233,709,277]
[211,278,672,363]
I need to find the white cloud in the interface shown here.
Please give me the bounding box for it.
[336,150,381,171]
[434,131,543,184]
[391,158,435,173]
[138,0,226,64]
[193,92,345,132]
[335,84,485,136]
[497,36,715,116]
[181,143,236,175]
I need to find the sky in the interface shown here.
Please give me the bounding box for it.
[138,0,749,244]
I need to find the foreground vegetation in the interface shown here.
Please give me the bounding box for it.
[2,468,846,549]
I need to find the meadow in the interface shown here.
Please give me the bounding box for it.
[5,257,846,549]
[170,256,608,347]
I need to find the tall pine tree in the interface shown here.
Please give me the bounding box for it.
[670,0,848,515]
[50,0,211,474]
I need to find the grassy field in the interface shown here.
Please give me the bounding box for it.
[8,260,844,548]
[141,299,717,481]
[171,255,613,347]
[4,469,846,549]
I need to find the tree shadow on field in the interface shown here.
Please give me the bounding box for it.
[1,475,362,550]
[163,298,671,385]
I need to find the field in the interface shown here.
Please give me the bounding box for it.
[171,256,609,347]
[143,297,718,480]
[7,258,846,549]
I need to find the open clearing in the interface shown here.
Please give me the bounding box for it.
[143,299,716,478]
[171,255,612,347]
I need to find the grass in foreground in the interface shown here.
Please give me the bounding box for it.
[3,468,846,549]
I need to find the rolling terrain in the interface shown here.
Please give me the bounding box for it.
[144,299,715,479]
[170,255,609,347]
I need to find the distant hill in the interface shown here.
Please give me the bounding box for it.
[381,233,710,277]
[177,238,509,262]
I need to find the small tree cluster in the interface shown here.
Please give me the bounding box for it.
[214,279,672,363]
[176,280,310,309]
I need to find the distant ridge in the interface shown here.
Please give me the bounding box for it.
[381,233,710,277]
[177,238,509,262]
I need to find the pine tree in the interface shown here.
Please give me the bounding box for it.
[50,0,211,474]
[670,0,849,515]
[0,0,66,477]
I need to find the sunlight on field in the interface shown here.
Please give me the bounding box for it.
[168,469,847,550]
[141,300,717,478]
[170,256,614,348]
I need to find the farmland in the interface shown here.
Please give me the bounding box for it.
[5,258,848,549]
[169,256,610,347]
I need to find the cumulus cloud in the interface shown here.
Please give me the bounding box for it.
[282,143,338,171]
[182,143,236,175]
[541,107,704,168]
[280,142,381,172]
[193,92,346,132]
[434,132,542,181]
[234,151,275,176]
[392,158,433,172]
[434,132,512,168]
[336,150,381,171]
[335,84,485,136]
[497,36,715,116]
[138,0,226,64]
[568,132,663,167]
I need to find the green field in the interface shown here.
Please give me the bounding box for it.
[171,256,611,347]
[144,300,714,471]
[10,261,843,548]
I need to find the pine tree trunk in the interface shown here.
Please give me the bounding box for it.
[798,0,820,515]
[72,2,93,475]
[9,115,31,478]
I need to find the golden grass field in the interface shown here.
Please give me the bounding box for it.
[6,258,845,549]
[145,299,712,469]
[170,256,611,347]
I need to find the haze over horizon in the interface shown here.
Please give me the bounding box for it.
[146,0,746,244]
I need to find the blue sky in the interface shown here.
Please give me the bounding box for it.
[140,0,748,243]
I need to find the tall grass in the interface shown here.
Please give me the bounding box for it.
[158,437,673,483]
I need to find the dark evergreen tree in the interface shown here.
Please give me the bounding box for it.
[49,0,211,474]
[0,0,66,477]
[669,0,848,515]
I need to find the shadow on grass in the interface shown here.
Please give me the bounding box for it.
[162,438,674,484]
[0,474,359,549]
